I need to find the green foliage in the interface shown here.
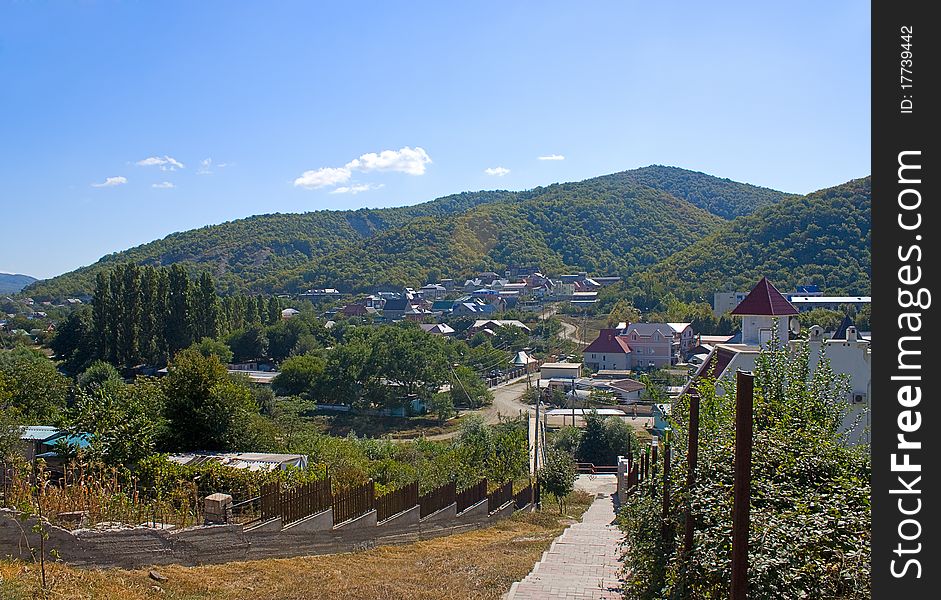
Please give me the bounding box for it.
[540,449,577,513]
[450,365,493,408]
[0,347,71,424]
[76,360,122,391]
[576,410,636,465]
[69,377,165,466]
[160,348,260,451]
[191,337,235,363]
[618,339,870,599]
[427,392,456,422]
[272,353,325,398]
[642,177,871,302]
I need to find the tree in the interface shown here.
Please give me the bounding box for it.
[193,272,220,341]
[76,360,123,391]
[427,392,456,423]
[160,348,258,451]
[70,377,165,465]
[166,264,193,353]
[449,365,493,408]
[607,299,640,327]
[0,348,70,424]
[227,326,269,362]
[540,449,576,514]
[192,337,234,364]
[272,354,325,398]
[50,307,94,372]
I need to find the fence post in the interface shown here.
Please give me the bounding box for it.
[661,429,672,549]
[730,371,754,600]
[683,392,701,561]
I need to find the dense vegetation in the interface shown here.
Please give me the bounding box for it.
[23,166,787,299]
[639,177,871,302]
[609,165,797,220]
[618,340,870,599]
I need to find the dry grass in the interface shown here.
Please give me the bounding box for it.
[0,492,594,600]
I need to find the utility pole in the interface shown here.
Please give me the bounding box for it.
[730,371,755,600]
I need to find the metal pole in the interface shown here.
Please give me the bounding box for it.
[683,393,701,559]
[730,371,754,600]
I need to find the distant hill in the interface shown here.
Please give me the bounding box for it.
[0,273,37,294]
[639,177,871,301]
[23,166,797,299]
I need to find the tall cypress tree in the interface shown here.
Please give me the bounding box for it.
[194,271,220,341]
[116,263,141,367]
[166,264,193,353]
[267,295,281,325]
[92,271,112,361]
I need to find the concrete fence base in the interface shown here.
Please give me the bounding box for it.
[0,489,531,570]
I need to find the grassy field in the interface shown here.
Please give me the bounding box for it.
[298,411,465,439]
[0,492,594,600]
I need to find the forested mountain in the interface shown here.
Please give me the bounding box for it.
[0,273,37,294]
[23,166,803,299]
[613,165,798,219]
[638,177,871,301]
[278,184,725,292]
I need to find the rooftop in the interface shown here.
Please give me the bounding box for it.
[730,277,798,316]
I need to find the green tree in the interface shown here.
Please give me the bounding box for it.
[540,448,577,514]
[166,264,193,353]
[272,354,325,398]
[192,337,234,363]
[160,348,258,451]
[76,360,123,391]
[449,365,493,408]
[70,377,165,465]
[0,348,71,424]
[428,392,456,423]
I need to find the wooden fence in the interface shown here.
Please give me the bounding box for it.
[419,481,456,518]
[456,479,488,513]
[332,481,376,525]
[513,482,533,510]
[488,481,513,513]
[282,479,332,524]
[375,481,419,522]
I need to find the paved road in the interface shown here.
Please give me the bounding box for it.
[506,476,623,599]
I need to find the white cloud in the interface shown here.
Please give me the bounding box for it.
[197,158,231,175]
[197,158,213,175]
[484,166,510,177]
[91,176,127,188]
[136,155,185,171]
[537,154,565,161]
[345,146,431,175]
[152,181,175,189]
[330,183,384,195]
[294,146,432,190]
[293,166,352,189]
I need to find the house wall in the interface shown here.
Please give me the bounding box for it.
[583,352,630,371]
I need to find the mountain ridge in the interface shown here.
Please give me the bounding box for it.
[23,166,824,299]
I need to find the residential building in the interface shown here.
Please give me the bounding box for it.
[713,290,748,317]
[620,323,675,369]
[582,329,633,371]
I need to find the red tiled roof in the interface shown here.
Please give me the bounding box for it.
[730,277,798,316]
[583,329,632,354]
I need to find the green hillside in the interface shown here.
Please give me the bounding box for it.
[23,166,792,299]
[639,177,872,301]
[613,165,798,219]
[279,183,726,293]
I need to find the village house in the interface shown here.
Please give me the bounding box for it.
[618,323,675,369]
[582,329,633,371]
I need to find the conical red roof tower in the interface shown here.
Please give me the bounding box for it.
[730,277,798,316]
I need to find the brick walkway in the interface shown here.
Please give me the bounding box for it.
[506,482,623,599]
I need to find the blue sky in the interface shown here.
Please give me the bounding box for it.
[0,1,871,279]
